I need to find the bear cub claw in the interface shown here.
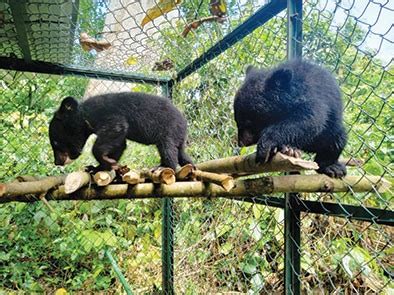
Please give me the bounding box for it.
[277,145,302,158]
[256,142,302,164]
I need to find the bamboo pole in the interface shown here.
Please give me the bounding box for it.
[0,175,389,203]
[196,152,319,175]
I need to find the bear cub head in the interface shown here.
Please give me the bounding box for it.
[234,65,293,147]
[49,96,89,166]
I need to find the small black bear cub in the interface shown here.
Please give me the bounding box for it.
[49,92,193,172]
[234,59,347,178]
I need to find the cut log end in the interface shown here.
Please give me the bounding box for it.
[64,171,91,194]
[176,164,194,180]
[122,171,145,185]
[159,168,176,185]
[221,178,235,192]
[144,167,176,185]
[94,170,116,186]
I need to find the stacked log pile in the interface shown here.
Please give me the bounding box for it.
[0,153,389,203]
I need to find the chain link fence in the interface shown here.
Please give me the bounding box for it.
[0,0,392,293]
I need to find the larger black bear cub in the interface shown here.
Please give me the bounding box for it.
[234,59,347,178]
[49,92,193,171]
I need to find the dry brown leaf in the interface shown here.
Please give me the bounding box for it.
[141,0,182,28]
[79,32,111,52]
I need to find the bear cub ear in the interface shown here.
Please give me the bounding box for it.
[58,96,79,115]
[245,65,258,77]
[266,68,293,90]
[245,65,255,74]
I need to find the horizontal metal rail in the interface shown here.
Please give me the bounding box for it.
[297,198,394,226]
[237,196,393,226]
[0,57,170,85]
[174,0,287,83]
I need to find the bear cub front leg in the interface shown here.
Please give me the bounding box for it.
[88,120,128,174]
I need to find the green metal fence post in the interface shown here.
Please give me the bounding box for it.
[284,194,301,294]
[161,83,174,294]
[285,0,303,294]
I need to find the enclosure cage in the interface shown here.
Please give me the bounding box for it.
[0,0,393,294]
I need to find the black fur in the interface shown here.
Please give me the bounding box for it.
[49,92,193,171]
[234,59,347,178]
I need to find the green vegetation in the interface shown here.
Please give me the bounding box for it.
[0,0,392,293]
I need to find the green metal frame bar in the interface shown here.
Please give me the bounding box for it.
[9,0,31,61]
[174,0,287,83]
[284,194,301,294]
[234,196,394,226]
[0,57,170,85]
[297,199,394,226]
[105,250,133,295]
[161,83,175,294]
[285,0,303,294]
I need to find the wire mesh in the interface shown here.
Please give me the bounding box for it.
[0,0,393,293]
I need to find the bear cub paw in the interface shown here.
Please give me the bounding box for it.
[318,162,347,178]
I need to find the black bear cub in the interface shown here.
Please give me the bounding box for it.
[49,92,193,171]
[234,59,347,178]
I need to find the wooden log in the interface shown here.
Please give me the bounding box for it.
[141,167,176,185]
[196,152,319,175]
[176,164,194,180]
[0,175,66,198]
[0,175,389,202]
[122,170,145,185]
[93,170,116,186]
[192,170,234,192]
[64,171,92,194]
